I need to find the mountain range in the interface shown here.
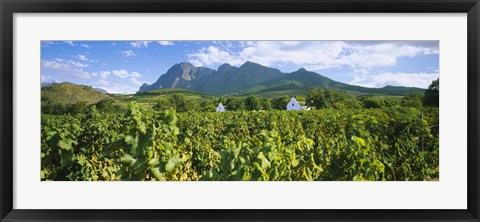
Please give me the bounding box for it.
[139,61,425,97]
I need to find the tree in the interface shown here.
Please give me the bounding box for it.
[307,88,361,109]
[244,96,261,111]
[187,100,200,111]
[423,78,439,107]
[225,97,244,111]
[402,93,423,109]
[306,88,326,109]
[95,98,117,113]
[360,96,400,109]
[198,100,215,112]
[271,96,290,110]
[260,98,272,110]
[169,94,189,112]
[153,98,172,111]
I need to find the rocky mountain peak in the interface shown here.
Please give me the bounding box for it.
[240,61,263,69]
[297,68,307,72]
[218,63,233,72]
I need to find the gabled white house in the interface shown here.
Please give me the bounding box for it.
[286,97,302,111]
[216,103,226,112]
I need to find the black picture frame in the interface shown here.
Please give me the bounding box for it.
[1,0,479,221]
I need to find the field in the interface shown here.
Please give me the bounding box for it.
[40,40,441,181]
[41,102,439,181]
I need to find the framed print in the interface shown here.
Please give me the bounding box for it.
[1,0,479,221]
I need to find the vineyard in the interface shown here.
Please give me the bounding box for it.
[41,102,439,181]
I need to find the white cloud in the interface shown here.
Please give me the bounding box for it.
[130,41,151,48]
[54,58,89,68]
[113,70,142,89]
[158,41,175,46]
[93,70,143,94]
[349,72,439,88]
[41,75,57,83]
[91,71,111,79]
[77,55,88,61]
[81,44,90,48]
[120,50,137,57]
[188,46,245,67]
[69,60,90,68]
[187,41,439,71]
[112,70,129,78]
[111,69,142,83]
[64,41,74,46]
[129,77,142,85]
[92,81,139,94]
[41,60,90,79]
[41,41,54,47]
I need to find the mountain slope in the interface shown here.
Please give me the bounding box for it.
[139,61,287,95]
[139,62,216,92]
[226,68,425,97]
[41,82,109,104]
[139,61,426,97]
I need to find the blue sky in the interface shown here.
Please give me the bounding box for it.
[41,40,439,94]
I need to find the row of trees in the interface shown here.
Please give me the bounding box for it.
[152,77,438,112]
[41,97,123,115]
[43,79,439,114]
[305,78,439,110]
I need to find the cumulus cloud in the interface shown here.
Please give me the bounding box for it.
[92,70,143,94]
[41,75,57,83]
[158,41,175,46]
[54,58,90,68]
[111,70,142,85]
[77,54,89,61]
[188,46,245,67]
[130,41,151,48]
[64,41,75,46]
[41,60,90,79]
[187,41,439,70]
[349,72,439,88]
[120,50,137,57]
[92,80,139,94]
[69,61,89,68]
[91,71,111,79]
[112,70,130,78]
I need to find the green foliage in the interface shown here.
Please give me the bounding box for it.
[224,97,244,111]
[244,96,262,111]
[271,96,290,110]
[360,96,400,109]
[42,102,439,181]
[41,82,108,104]
[423,78,439,107]
[95,98,123,113]
[306,88,362,109]
[401,93,423,109]
[260,98,272,111]
[153,98,172,111]
[41,101,90,115]
[166,94,200,112]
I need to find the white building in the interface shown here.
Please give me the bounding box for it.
[301,106,311,111]
[216,103,226,112]
[286,97,302,111]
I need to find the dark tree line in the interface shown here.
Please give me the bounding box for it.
[43,79,439,114]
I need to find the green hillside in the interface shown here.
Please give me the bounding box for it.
[41,82,108,104]
[227,69,425,97]
[138,61,427,98]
